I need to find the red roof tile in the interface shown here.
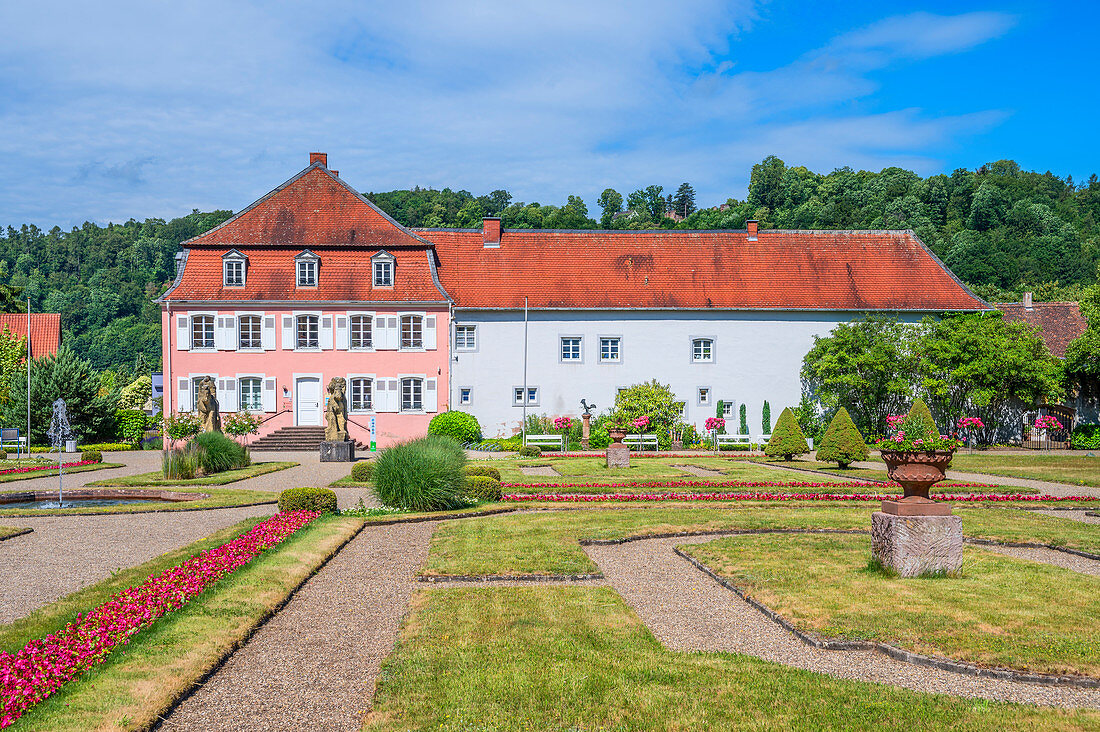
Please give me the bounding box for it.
[420,228,989,311]
[0,313,61,357]
[996,301,1087,358]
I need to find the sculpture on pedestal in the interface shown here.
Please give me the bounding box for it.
[195,376,221,433]
[325,377,349,442]
[580,399,596,450]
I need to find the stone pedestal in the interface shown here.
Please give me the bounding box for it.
[581,414,592,450]
[320,440,355,462]
[606,444,630,468]
[871,511,962,577]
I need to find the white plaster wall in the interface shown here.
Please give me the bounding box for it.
[452,310,927,438]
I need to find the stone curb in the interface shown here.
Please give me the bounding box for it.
[361,506,520,525]
[739,460,889,484]
[417,573,604,583]
[0,500,278,518]
[146,518,370,732]
[1086,511,1099,518]
[0,527,33,543]
[673,547,1100,689]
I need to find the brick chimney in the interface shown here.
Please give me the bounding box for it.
[746,220,758,241]
[483,217,502,248]
[310,152,328,167]
[1024,291,1033,310]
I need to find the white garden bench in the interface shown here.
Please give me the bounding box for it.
[756,433,772,447]
[524,433,565,452]
[715,434,752,451]
[622,433,659,451]
[0,428,26,458]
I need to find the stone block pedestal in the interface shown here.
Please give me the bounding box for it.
[606,444,630,468]
[320,440,355,462]
[871,511,962,577]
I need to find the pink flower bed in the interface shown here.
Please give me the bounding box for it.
[502,479,1003,490]
[0,510,319,728]
[503,492,1093,503]
[0,460,97,477]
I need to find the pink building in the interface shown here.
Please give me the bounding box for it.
[159,153,451,448]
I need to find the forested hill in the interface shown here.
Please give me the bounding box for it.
[1,157,1098,371]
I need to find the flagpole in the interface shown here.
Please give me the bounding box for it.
[26,298,31,454]
[521,297,528,447]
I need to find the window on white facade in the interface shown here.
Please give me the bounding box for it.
[238,377,263,411]
[350,378,373,411]
[401,315,423,349]
[401,377,423,411]
[373,260,393,287]
[698,387,711,405]
[560,337,581,361]
[296,315,319,349]
[297,260,317,287]
[350,315,372,349]
[513,386,539,406]
[721,402,734,417]
[238,315,262,349]
[599,337,620,362]
[192,315,215,349]
[459,388,471,405]
[223,259,245,287]
[455,325,476,351]
[692,338,714,363]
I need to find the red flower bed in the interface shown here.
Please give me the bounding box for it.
[0,460,97,477]
[0,510,319,727]
[502,479,1003,490]
[503,492,1093,503]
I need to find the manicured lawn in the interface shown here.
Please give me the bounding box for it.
[745,458,1036,493]
[86,460,298,486]
[365,587,1099,731]
[683,533,1100,677]
[423,506,1100,577]
[948,454,1100,487]
[0,486,277,516]
[9,514,363,732]
[0,525,27,540]
[0,461,124,483]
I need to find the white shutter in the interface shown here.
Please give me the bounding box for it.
[262,316,276,350]
[177,315,190,350]
[220,377,238,412]
[377,378,398,412]
[177,377,192,411]
[424,377,437,412]
[262,377,277,413]
[335,315,349,350]
[424,315,437,350]
[218,316,237,350]
[388,316,400,349]
[282,315,294,350]
[321,315,334,350]
[376,315,395,350]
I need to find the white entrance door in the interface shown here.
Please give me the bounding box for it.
[295,377,322,426]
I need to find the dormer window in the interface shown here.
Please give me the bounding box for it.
[295,250,319,288]
[372,251,395,287]
[222,250,247,287]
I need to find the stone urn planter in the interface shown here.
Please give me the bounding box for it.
[608,428,627,446]
[606,428,629,468]
[878,449,955,516]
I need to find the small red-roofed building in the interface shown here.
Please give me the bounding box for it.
[0,313,62,358]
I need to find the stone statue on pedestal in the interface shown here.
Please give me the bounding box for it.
[325,377,349,442]
[196,376,221,433]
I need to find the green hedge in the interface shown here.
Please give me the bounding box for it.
[350,460,374,483]
[518,445,542,458]
[464,465,502,481]
[1071,424,1100,449]
[465,475,503,501]
[428,410,482,444]
[30,442,134,453]
[80,449,103,464]
[278,487,338,513]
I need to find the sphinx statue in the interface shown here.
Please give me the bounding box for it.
[325,376,349,442]
[196,376,222,433]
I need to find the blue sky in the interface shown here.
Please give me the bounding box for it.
[1,1,1097,227]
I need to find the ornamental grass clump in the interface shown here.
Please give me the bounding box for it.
[0,511,318,728]
[764,407,809,461]
[815,408,868,468]
[372,435,468,511]
[190,431,250,474]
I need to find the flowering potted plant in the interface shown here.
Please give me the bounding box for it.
[874,409,962,511]
[704,417,725,449]
[957,416,984,453]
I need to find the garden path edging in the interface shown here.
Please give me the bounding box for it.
[418,572,603,583]
[0,527,32,543]
[674,547,1100,690]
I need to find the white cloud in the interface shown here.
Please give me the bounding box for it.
[0,3,1014,225]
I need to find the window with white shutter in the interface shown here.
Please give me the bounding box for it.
[177,377,191,411]
[424,315,437,350]
[262,377,277,412]
[262,316,277,350]
[424,378,437,412]
[320,315,334,349]
[335,315,349,350]
[176,315,190,350]
[281,315,294,350]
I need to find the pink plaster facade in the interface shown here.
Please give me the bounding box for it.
[161,305,450,447]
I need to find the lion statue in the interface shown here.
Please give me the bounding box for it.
[325,376,349,442]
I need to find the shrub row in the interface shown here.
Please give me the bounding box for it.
[80,450,103,464]
[350,460,374,483]
[279,487,338,513]
[1071,424,1100,450]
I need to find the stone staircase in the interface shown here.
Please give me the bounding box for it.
[249,426,367,452]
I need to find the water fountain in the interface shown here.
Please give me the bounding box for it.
[47,398,73,507]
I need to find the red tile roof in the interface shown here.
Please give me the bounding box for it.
[0,313,61,357]
[420,228,989,311]
[995,301,1087,358]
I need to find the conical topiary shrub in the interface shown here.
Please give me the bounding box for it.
[907,398,938,437]
[815,407,868,468]
[765,407,809,461]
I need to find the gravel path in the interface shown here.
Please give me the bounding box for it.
[235,451,377,509]
[585,535,1100,708]
[0,504,276,623]
[0,450,162,492]
[519,465,560,477]
[673,464,725,477]
[847,460,1100,498]
[1031,509,1100,525]
[161,522,435,732]
[980,545,1100,577]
